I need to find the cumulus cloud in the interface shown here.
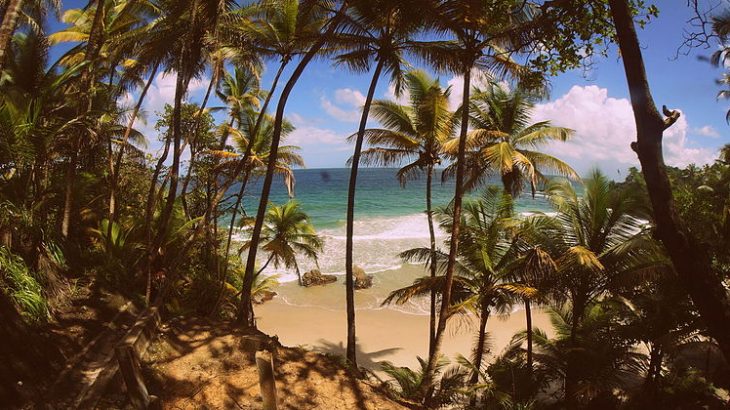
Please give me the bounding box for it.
[531,85,717,175]
[693,125,721,138]
[321,88,366,123]
[286,114,351,150]
[384,83,410,105]
[447,70,499,111]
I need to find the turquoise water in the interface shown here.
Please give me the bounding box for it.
[241,168,557,230]
[236,168,565,287]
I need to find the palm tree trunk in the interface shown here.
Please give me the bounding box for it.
[345,59,385,369]
[237,6,347,329]
[525,298,533,374]
[426,165,437,358]
[209,61,287,316]
[181,74,217,218]
[144,134,172,304]
[0,0,23,72]
[61,0,106,238]
[608,0,730,363]
[422,64,472,401]
[107,63,160,241]
[152,67,187,256]
[469,303,490,407]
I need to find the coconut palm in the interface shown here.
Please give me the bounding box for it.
[336,0,422,368]
[0,0,61,71]
[386,187,535,405]
[415,0,538,396]
[444,85,577,196]
[240,201,323,286]
[238,0,348,328]
[540,169,664,403]
[355,69,455,357]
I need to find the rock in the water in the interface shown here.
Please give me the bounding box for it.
[353,266,373,290]
[302,269,337,287]
[254,290,277,304]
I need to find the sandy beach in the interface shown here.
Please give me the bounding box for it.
[256,290,553,372]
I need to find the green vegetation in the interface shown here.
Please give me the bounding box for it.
[1,0,729,408]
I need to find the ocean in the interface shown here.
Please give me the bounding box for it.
[236,168,562,314]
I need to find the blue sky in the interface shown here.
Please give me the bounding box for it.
[49,2,730,178]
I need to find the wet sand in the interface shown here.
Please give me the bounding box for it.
[256,292,553,371]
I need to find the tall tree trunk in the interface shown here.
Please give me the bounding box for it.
[144,134,172,303]
[181,74,217,218]
[152,68,187,255]
[421,64,472,401]
[237,6,348,328]
[108,63,160,236]
[61,0,106,238]
[0,0,23,71]
[608,0,730,362]
[469,303,490,407]
[525,298,533,374]
[426,165,437,358]
[345,59,385,369]
[209,60,288,316]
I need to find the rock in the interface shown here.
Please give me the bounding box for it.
[302,269,337,287]
[254,290,277,304]
[353,266,373,290]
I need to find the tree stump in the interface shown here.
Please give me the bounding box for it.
[255,350,278,410]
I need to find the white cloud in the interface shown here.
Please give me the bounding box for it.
[321,96,362,122]
[384,83,410,105]
[531,85,717,176]
[286,114,351,149]
[321,88,368,123]
[693,125,721,138]
[335,88,366,107]
[447,70,499,111]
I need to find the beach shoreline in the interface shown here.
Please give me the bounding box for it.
[256,291,553,372]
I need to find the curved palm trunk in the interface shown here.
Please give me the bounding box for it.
[0,0,23,72]
[107,63,160,240]
[144,134,173,303]
[238,6,348,328]
[152,68,188,256]
[525,298,533,374]
[345,59,385,369]
[181,75,217,218]
[609,0,730,362]
[209,61,287,316]
[469,303,490,407]
[426,165,437,358]
[61,0,106,238]
[421,65,472,402]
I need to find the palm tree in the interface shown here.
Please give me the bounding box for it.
[238,0,349,328]
[1,0,61,70]
[386,187,532,405]
[415,0,537,396]
[356,69,454,358]
[336,0,422,369]
[541,170,663,403]
[240,201,323,286]
[443,85,577,196]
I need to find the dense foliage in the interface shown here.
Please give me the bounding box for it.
[1,0,728,408]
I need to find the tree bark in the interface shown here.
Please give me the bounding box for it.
[426,165,437,358]
[0,0,23,71]
[237,5,348,328]
[469,303,490,407]
[421,64,471,401]
[345,59,385,369]
[525,298,533,374]
[61,0,106,238]
[108,63,160,240]
[608,0,730,362]
[180,74,217,219]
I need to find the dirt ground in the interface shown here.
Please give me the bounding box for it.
[146,318,409,410]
